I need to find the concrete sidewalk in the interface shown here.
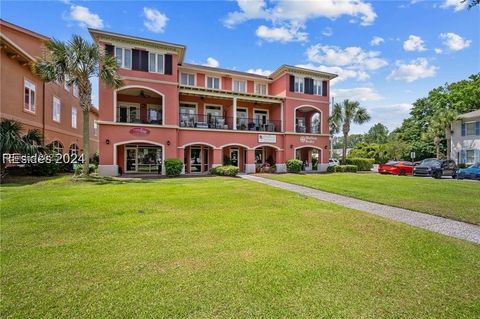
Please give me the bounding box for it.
[241,175,480,245]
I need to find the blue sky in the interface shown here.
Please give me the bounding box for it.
[2,0,479,133]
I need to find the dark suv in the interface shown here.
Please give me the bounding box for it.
[413,159,457,179]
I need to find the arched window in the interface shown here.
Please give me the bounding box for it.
[51,140,64,154]
[69,144,79,156]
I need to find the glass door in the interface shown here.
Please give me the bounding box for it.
[230,148,239,167]
[126,147,137,172]
[190,147,202,173]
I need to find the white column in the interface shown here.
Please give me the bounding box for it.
[280,101,284,132]
[233,97,237,130]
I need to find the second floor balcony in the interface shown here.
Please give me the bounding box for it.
[179,112,281,132]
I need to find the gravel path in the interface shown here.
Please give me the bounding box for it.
[241,175,480,245]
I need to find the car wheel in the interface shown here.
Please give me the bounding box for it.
[399,169,406,176]
[433,170,442,179]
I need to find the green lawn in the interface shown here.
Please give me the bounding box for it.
[1,176,479,318]
[265,173,480,225]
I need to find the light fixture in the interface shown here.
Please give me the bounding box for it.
[324,145,328,149]
[290,144,293,149]
[105,139,110,145]
[167,140,171,146]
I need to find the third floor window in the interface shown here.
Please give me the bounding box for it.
[115,47,132,69]
[233,80,246,92]
[149,53,164,74]
[294,77,304,93]
[180,73,195,86]
[206,76,220,89]
[255,83,267,95]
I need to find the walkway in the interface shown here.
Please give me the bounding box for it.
[241,175,480,245]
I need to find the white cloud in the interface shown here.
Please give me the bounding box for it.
[322,27,333,37]
[306,44,388,70]
[68,5,104,29]
[441,0,468,11]
[256,24,308,43]
[403,35,427,52]
[296,63,369,85]
[368,103,413,131]
[434,48,443,54]
[332,87,383,102]
[246,68,272,76]
[143,7,168,33]
[202,57,220,68]
[440,32,472,51]
[387,58,438,82]
[370,36,384,46]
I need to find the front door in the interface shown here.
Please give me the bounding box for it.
[230,148,239,167]
[126,147,137,172]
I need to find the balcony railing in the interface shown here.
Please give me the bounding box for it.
[179,113,281,132]
[117,118,163,125]
[296,124,320,134]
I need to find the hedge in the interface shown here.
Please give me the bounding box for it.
[211,165,239,176]
[344,157,374,171]
[286,159,303,173]
[164,159,184,177]
[327,165,358,173]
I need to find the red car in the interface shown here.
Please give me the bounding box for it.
[378,161,413,176]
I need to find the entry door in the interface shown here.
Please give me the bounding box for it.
[126,147,138,172]
[230,148,239,167]
[190,147,202,173]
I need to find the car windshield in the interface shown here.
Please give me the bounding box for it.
[420,159,440,166]
[385,161,398,165]
[397,161,413,166]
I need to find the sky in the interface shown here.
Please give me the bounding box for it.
[2,0,479,134]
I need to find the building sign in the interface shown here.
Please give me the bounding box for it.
[258,134,277,143]
[129,127,150,136]
[299,136,317,144]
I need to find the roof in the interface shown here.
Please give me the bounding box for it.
[270,65,338,80]
[88,28,186,63]
[0,19,49,41]
[0,33,36,63]
[180,63,270,80]
[458,109,480,119]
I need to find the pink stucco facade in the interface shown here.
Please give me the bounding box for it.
[89,29,337,176]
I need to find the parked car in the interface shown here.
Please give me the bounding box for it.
[328,159,340,166]
[378,160,413,176]
[413,159,457,179]
[456,163,480,180]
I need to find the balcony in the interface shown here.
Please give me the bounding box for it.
[179,113,281,132]
[296,124,320,134]
[116,87,163,126]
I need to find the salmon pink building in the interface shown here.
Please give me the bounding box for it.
[89,29,337,176]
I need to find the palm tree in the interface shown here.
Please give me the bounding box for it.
[1,119,42,181]
[329,99,371,162]
[32,35,123,175]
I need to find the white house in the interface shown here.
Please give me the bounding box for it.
[450,109,480,165]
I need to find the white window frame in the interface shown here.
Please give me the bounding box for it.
[72,83,79,98]
[148,52,165,74]
[116,102,140,123]
[52,96,61,123]
[180,72,196,86]
[255,83,268,95]
[24,79,36,113]
[206,76,221,90]
[69,144,79,156]
[51,140,63,154]
[313,79,322,95]
[115,47,132,69]
[71,106,77,129]
[232,79,246,93]
[465,121,476,136]
[294,76,304,93]
[253,108,269,125]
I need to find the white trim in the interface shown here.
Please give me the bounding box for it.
[219,143,250,150]
[294,105,323,134]
[232,79,247,93]
[71,106,77,129]
[52,96,61,123]
[113,140,165,175]
[180,72,196,86]
[114,85,165,124]
[205,75,221,90]
[148,52,165,74]
[23,77,36,114]
[114,47,132,70]
[254,144,282,150]
[286,96,329,104]
[253,108,270,125]
[204,103,223,122]
[180,142,217,149]
[254,82,268,95]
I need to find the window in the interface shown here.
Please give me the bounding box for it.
[51,140,63,154]
[466,150,475,163]
[117,104,140,123]
[148,53,164,73]
[24,80,36,113]
[52,97,61,122]
[233,80,246,92]
[294,76,304,93]
[69,144,79,156]
[93,121,98,137]
[147,105,162,123]
[255,83,267,95]
[180,73,195,86]
[236,108,248,129]
[179,103,197,127]
[254,109,268,125]
[72,83,79,98]
[115,47,132,69]
[313,80,322,95]
[465,122,476,136]
[71,106,77,128]
[206,76,220,89]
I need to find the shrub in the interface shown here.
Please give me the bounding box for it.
[73,163,96,175]
[327,165,357,173]
[286,159,303,173]
[164,159,183,177]
[26,152,61,176]
[211,165,239,176]
[344,157,374,171]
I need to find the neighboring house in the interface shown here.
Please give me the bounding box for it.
[332,148,352,159]
[89,29,337,176]
[0,19,99,157]
[450,109,480,165]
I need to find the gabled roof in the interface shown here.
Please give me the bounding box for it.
[88,28,186,63]
[0,19,49,41]
[458,109,480,119]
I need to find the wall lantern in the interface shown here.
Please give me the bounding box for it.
[167,140,171,146]
[324,145,328,149]
[105,139,110,145]
[290,144,293,149]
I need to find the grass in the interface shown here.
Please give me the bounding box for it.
[265,173,480,225]
[1,176,480,318]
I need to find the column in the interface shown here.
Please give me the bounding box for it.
[233,97,237,130]
[212,148,223,168]
[245,149,256,174]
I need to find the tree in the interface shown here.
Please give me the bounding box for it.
[464,0,480,8]
[0,119,42,181]
[330,99,371,162]
[32,35,123,175]
[363,123,389,144]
